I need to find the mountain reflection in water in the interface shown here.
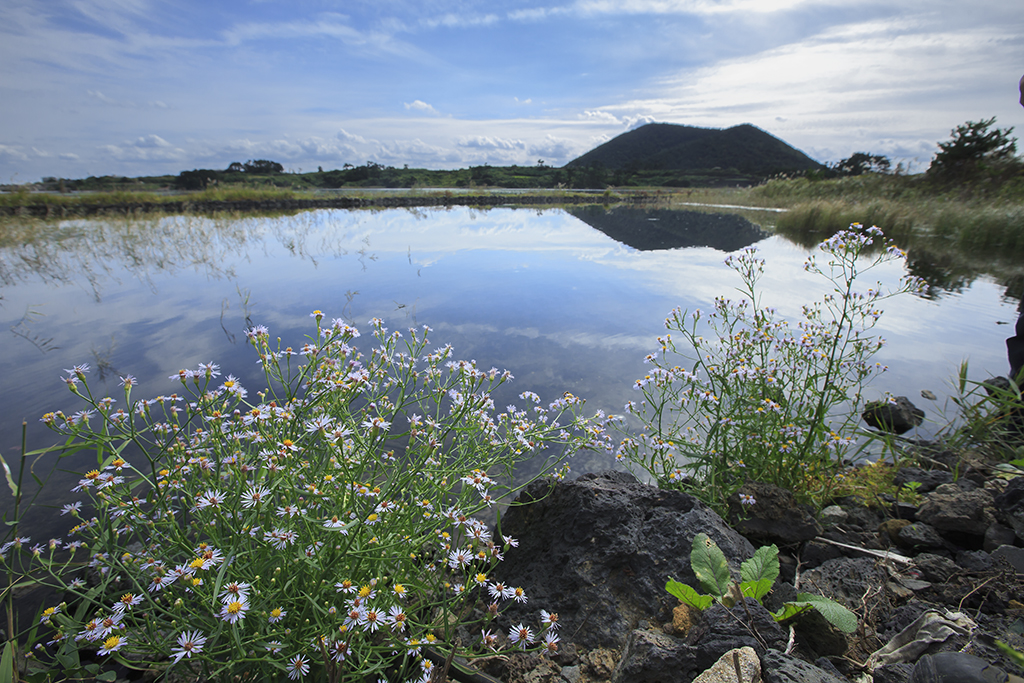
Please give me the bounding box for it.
[568,205,768,252]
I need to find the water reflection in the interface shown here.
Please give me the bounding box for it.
[0,205,1019,540]
[567,205,767,251]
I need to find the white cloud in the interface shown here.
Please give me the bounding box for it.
[582,110,620,124]
[422,13,500,29]
[404,100,441,115]
[456,136,527,151]
[132,135,171,148]
[624,114,657,131]
[0,145,29,162]
[337,129,371,144]
[529,135,577,159]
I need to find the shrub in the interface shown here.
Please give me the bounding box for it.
[5,315,607,681]
[616,224,923,511]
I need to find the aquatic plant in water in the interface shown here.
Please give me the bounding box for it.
[7,315,610,681]
[618,223,924,511]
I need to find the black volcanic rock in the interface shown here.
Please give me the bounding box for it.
[492,471,754,650]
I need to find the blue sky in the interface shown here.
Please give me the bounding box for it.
[2,0,1022,182]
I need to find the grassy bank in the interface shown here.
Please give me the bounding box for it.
[743,175,1024,268]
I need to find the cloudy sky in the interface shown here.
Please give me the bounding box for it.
[2,0,1022,182]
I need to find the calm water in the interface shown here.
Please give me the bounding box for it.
[1,204,1019,533]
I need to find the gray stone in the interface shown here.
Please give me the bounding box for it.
[872,663,914,683]
[799,557,887,609]
[692,646,760,683]
[991,544,1024,575]
[694,599,788,669]
[955,550,994,574]
[984,523,1017,552]
[862,397,924,434]
[761,648,849,683]
[993,476,1024,540]
[909,651,1013,683]
[495,471,755,650]
[610,629,699,683]
[913,554,959,583]
[728,481,822,547]
[893,467,954,494]
[916,484,996,536]
[560,664,581,683]
[820,505,848,527]
[898,523,946,549]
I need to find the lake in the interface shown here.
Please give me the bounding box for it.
[0,203,1019,535]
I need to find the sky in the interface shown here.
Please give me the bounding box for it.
[1,0,1023,182]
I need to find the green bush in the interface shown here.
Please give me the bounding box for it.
[617,224,923,511]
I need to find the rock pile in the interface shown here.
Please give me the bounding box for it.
[473,468,1024,683]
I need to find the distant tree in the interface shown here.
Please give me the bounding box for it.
[226,162,245,173]
[242,159,284,174]
[832,152,891,176]
[928,117,1017,181]
[176,169,222,190]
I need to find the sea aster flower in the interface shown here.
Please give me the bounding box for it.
[171,630,206,663]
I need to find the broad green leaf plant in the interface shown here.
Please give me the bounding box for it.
[667,533,856,634]
[619,224,923,511]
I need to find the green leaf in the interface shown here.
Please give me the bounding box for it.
[795,593,858,633]
[0,454,18,499]
[740,578,774,601]
[666,579,713,610]
[740,545,779,588]
[996,641,1024,670]
[0,641,13,683]
[690,533,731,599]
[773,601,814,623]
[96,670,118,682]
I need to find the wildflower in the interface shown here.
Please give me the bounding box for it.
[241,485,270,508]
[219,599,249,624]
[542,630,560,654]
[481,629,499,651]
[195,490,225,510]
[197,362,221,379]
[488,582,514,600]
[363,607,383,632]
[447,549,472,569]
[509,623,534,649]
[113,593,143,612]
[149,573,174,592]
[268,607,287,623]
[540,610,559,629]
[220,582,251,604]
[171,630,206,663]
[381,604,407,632]
[739,493,757,507]
[512,586,528,603]
[329,639,350,662]
[98,634,125,655]
[60,502,82,516]
[40,605,61,623]
[287,654,310,680]
[265,641,284,654]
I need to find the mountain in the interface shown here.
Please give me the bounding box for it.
[565,123,823,176]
